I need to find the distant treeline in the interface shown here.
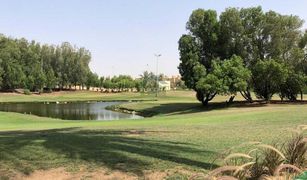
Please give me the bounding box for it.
[0,34,93,91]
[89,72,185,92]
[0,34,184,93]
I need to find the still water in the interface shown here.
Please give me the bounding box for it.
[0,101,143,120]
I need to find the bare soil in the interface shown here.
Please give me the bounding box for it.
[10,167,198,180]
[14,168,138,180]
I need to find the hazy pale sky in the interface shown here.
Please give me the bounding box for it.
[1,0,306,77]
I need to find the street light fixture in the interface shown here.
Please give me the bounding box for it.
[154,54,161,97]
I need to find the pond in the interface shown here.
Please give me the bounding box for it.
[0,101,143,120]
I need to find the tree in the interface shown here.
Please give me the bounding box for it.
[45,69,57,90]
[99,76,105,90]
[178,33,217,105]
[195,56,251,104]
[34,69,46,92]
[280,71,306,101]
[25,75,35,90]
[139,71,158,92]
[179,9,250,105]
[134,79,142,92]
[108,75,136,92]
[0,59,3,88]
[299,30,307,48]
[239,6,265,64]
[217,56,251,102]
[74,47,91,88]
[0,36,23,90]
[298,30,307,75]
[218,7,265,102]
[2,60,25,90]
[86,72,99,90]
[103,78,112,91]
[219,8,244,59]
[175,79,187,90]
[252,60,287,101]
[194,69,219,106]
[186,9,219,69]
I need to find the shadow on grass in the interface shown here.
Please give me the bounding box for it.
[136,100,307,117]
[0,128,217,176]
[135,101,264,117]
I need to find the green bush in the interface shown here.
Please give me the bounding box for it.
[43,88,53,93]
[252,60,287,101]
[280,72,306,101]
[23,89,31,95]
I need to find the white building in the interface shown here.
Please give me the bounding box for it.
[158,81,171,91]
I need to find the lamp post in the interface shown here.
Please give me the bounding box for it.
[154,54,161,97]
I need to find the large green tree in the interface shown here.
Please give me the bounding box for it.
[179,9,251,105]
[195,56,251,105]
[280,71,306,101]
[252,60,287,101]
[298,30,307,75]
[178,9,219,105]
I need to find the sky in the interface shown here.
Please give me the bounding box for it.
[1,0,307,78]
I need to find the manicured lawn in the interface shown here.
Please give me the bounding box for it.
[0,91,306,179]
[0,91,158,103]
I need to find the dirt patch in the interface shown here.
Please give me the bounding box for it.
[10,167,201,180]
[143,168,202,180]
[14,168,138,180]
[143,171,167,180]
[121,130,176,137]
[0,92,23,96]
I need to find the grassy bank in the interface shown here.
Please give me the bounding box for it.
[0,91,157,103]
[0,91,306,179]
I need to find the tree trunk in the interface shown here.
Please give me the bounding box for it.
[196,91,217,106]
[301,91,303,101]
[201,98,209,106]
[240,90,253,103]
[202,93,217,106]
[228,96,235,103]
[265,94,270,102]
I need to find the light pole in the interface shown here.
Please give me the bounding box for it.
[154,54,161,97]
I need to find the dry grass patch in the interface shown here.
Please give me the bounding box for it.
[14,167,138,180]
[9,167,203,180]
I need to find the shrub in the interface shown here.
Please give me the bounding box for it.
[37,89,43,94]
[43,88,52,93]
[23,89,31,95]
[280,72,306,101]
[252,59,287,101]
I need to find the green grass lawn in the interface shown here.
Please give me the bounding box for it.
[0,91,157,103]
[0,91,306,179]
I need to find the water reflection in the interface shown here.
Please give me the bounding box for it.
[0,101,143,120]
